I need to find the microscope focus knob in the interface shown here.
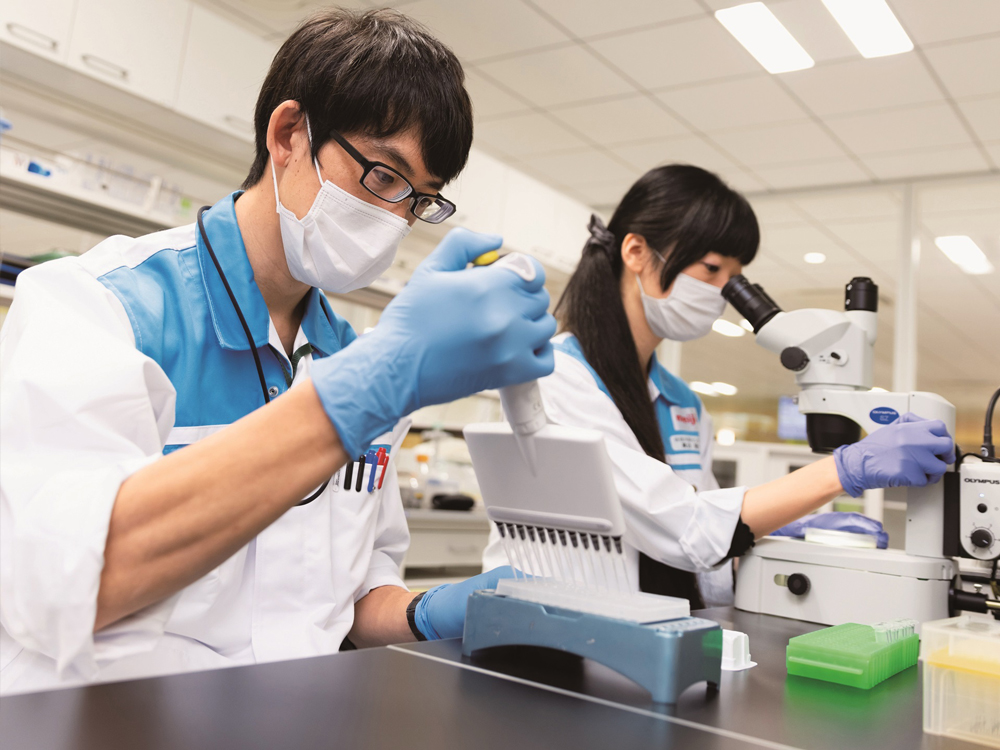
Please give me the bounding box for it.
[780,347,810,372]
[787,573,811,596]
[970,528,994,549]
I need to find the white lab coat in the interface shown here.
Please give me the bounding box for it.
[483,333,746,606]
[1,198,410,694]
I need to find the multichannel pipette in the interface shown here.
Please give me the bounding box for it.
[463,416,723,703]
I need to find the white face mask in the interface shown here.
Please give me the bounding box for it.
[271,121,411,293]
[636,270,727,342]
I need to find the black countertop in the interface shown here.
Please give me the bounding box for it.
[0,607,980,750]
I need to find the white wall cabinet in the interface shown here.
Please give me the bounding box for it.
[0,0,77,63]
[175,4,277,143]
[66,0,191,107]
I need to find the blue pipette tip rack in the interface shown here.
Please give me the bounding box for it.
[462,590,722,704]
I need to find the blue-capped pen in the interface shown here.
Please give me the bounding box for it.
[365,449,379,492]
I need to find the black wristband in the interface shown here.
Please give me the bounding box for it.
[726,516,756,560]
[406,592,427,641]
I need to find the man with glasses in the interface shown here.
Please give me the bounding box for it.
[1,9,555,693]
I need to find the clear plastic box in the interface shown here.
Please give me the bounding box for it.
[921,614,1000,748]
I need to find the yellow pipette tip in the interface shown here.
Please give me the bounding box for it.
[472,250,500,266]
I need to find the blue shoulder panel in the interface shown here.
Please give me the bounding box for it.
[97,195,357,454]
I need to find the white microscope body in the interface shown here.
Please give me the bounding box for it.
[724,276,959,626]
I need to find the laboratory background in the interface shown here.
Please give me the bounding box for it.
[1,0,999,748]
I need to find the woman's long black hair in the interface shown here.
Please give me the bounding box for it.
[557,164,760,462]
[556,166,759,603]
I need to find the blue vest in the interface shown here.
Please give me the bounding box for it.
[553,335,703,471]
[95,193,370,456]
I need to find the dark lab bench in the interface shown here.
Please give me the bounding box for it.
[0,607,981,750]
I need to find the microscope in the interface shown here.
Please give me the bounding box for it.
[722,275,1000,625]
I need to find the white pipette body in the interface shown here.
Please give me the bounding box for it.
[482,252,549,476]
[499,380,546,475]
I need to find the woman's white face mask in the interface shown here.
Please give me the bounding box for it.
[271,119,411,293]
[636,265,727,342]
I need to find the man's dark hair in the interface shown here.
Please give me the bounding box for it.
[243,8,473,189]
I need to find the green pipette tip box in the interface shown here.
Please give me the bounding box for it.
[786,621,919,689]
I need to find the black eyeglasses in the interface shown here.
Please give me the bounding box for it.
[326,129,456,225]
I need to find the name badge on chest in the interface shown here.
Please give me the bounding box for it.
[669,405,699,433]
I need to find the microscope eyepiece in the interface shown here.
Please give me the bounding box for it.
[722,274,782,333]
[845,277,878,313]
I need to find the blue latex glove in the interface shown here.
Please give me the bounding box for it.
[312,229,556,457]
[414,566,514,640]
[834,412,954,498]
[771,512,889,548]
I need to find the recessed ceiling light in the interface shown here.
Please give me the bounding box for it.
[715,3,814,74]
[804,252,827,264]
[740,318,755,332]
[712,381,739,396]
[690,381,719,396]
[716,428,737,446]
[934,236,995,275]
[871,387,888,393]
[821,0,913,58]
[712,319,747,337]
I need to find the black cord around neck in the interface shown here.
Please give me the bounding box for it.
[197,206,328,504]
[198,206,270,406]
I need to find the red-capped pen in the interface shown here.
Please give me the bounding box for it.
[376,448,388,490]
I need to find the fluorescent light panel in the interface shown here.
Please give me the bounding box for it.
[804,252,826,264]
[690,381,719,396]
[935,236,994,275]
[821,0,913,58]
[715,3,814,74]
[712,381,739,396]
[712,319,747,337]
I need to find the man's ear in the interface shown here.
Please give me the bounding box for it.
[266,100,306,171]
[621,232,651,275]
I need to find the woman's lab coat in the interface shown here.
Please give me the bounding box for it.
[0,194,410,694]
[482,332,746,606]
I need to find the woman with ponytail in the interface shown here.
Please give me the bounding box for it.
[482,164,955,609]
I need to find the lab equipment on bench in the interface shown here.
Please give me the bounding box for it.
[786,619,919,689]
[724,275,1000,626]
[462,304,722,702]
[921,613,1000,747]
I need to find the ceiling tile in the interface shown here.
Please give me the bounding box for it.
[529,0,703,39]
[779,54,945,118]
[569,179,638,208]
[957,95,1000,143]
[923,36,1000,99]
[210,0,370,36]
[518,148,637,191]
[920,180,1000,215]
[709,120,849,166]
[747,197,808,225]
[724,170,770,193]
[474,112,588,157]
[609,135,741,176]
[657,76,810,132]
[823,219,901,277]
[823,102,972,155]
[550,95,690,146]
[860,144,991,180]
[464,68,532,120]
[888,0,1000,45]
[589,17,760,91]
[401,0,570,62]
[793,190,902,221]
[983,141,1000,166]
[476,45,634,109]
[755,157,870,190]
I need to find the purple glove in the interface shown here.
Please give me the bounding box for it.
[834,412,954,498]
[414,566,514,640]
[771,512,888,548]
